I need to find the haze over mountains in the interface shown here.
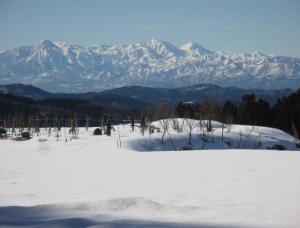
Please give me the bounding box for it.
[0,39,299,92]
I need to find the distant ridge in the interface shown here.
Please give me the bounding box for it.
[0,39,299,92]
[0,83,294,105]
[0,83,52,99]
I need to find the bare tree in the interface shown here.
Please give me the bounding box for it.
[160,119,169,144]
[243,126,255,149]
[198,119,215,149]
[69,113,78,139]
[140,113,146,136]
[197,97,220,133]
[35,113,40,135]
[86,115,89,131]
[292,121,299,138]
[154,102,172,144]
[186,118,195,145]
[254,132,263,149]
[131,114,135,132]
[226,116,234,133]
[52,114,61,141]
[195,97,221,148]
[202,129,215,149]
[220,110,233,141]
[172,118,180,133]
[291,121,300,148]
[237,126,255,149]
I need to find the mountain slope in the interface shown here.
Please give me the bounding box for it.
[100,84,293,104]
[0,39,300,92]
[0,83,52,99]
[0,83,294,105]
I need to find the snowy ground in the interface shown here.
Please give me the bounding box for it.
[0,121,300,227]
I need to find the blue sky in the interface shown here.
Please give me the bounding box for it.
[0,0,299,57]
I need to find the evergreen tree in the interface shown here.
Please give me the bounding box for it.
[222,100,237,123]
[131,115,135,132]
[238,94,257,125]
[140,113,146,136]
[35,112,40,134]
[175,102,196,118]
[106,118,112,136]
[256,98,270,126]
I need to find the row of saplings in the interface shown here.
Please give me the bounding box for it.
[0,127,31,141]
[92,116,147,136]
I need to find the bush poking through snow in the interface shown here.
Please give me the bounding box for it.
[130,115,135,132]
[153,102,172,143]
[140,114,146,136]
[181,145,192,150]
[93,128,102,135]
[186,118,195,145]
[224,139,233,148]
[267,144,286,150]
[295,139,300,148]
[21,132,31,140]
[0,128,7,138]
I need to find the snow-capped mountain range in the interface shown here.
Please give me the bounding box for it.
[0,38,299,92]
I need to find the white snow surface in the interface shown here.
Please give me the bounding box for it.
[0,121,300,227]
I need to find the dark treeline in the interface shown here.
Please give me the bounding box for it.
[1,88,300,139]
[0,93,141,127]
[175,89,300,138]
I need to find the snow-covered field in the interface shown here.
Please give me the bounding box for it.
[0,121,300,227]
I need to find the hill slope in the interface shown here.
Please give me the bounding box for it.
[0,83,294,105]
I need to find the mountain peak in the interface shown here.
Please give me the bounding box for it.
[180,41,213,55]
[35,40,59,52]
[251,51,266,57]
[55,41,70,47]
[37,40,55,47]
[147,38,168,48]
[180,41,198,50]
[145,38,184,56]
[149,37,162,44]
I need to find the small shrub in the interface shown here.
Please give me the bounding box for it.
[295,139,300,148]
[0,128,6,135]
[21,132,31,140]
[93,128,102,135]
[267,144,286,150]
[0,128,7,138]
[224,140,232,147]
[181,145,192,150]
[106,119,112,136]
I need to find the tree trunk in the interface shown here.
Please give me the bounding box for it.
[188,132,192,145]
[161,130,166,143]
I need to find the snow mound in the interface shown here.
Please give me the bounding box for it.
[69,197,199,217]
[127,119,298,151]
[100,197,166,213]
[0,198,202,227]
